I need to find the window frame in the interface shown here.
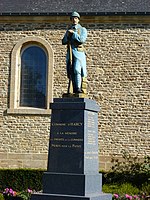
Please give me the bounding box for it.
[7,36,53,115]
[20,44,47,108]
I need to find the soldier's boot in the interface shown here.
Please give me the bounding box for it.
[81,77,87,94]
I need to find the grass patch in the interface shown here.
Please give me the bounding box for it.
[102,183,140,195]
[0,193,4,200]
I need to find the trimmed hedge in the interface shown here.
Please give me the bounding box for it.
[0,169,45,192]
[0,168,149,193]
[102,171,149,188]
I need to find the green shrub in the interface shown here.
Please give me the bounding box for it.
[0,169,44,192]
[104,151,150,188]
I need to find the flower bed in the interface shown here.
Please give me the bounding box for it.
[2,188,32,200]
[113,193,150,200]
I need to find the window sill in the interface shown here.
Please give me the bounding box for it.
[7,108,51,115]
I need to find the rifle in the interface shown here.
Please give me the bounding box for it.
[67,42,74,94]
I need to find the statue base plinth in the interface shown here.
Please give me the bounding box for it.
[31,98,112,200]
[62,93,87,98]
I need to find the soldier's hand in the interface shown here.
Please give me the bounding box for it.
[68,29,74,34]
[67,29,74,37]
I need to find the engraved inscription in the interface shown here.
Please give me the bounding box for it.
[85,151,98,160]
[52,122,83,126]
[87,130,96,145]
[87,112,96,145]
[87,112,95,128]
[50,122,83,149]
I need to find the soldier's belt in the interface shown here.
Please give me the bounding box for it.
[75,44,86,52]
[67,43,86,52]
[77,46,85,52]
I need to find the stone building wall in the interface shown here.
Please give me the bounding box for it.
[0,16,149,170]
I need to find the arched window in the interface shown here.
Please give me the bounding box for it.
[20,46,47,108]
[8,37,53,115]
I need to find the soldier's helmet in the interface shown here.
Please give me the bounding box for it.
[70,11,80,19]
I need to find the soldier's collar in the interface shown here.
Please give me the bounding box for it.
[71,24,81,29]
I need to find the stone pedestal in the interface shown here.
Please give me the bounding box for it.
[31,98,112,200]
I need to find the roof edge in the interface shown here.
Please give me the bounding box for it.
[0,12,150,16]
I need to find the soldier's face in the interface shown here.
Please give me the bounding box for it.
[71,17,79,25]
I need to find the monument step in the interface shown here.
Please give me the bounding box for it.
[43,172,102,196]
[31,193,112,200]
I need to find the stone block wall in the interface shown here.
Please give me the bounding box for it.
[0,16,149,170]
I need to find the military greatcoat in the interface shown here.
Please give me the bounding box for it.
[62,23,87,92]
